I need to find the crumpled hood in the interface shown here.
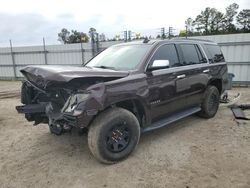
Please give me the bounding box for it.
[21,65,129,83]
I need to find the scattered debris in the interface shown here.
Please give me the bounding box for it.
[231,107,249,120]
[231,104,250,120]
[238,104,250,110]
[220,92,241,107]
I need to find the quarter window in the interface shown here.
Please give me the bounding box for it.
[204,44,225,63]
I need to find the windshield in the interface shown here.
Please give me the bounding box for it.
[85,45,150,71]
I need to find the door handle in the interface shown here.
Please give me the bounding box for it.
[203,69,210,73]
[177,74,186,79]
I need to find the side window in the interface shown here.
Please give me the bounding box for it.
[150,44,180,68]
[204,44,225,63]
[180,44,204,65]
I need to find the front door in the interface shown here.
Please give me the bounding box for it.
[146,44,190,122]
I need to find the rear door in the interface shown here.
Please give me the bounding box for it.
[176,43,210,106]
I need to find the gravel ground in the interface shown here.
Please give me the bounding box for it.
[0,81,250,188]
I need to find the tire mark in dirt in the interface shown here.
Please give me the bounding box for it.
[0,90,20,99]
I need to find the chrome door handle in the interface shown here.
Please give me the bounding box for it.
[177,74,186,79]
[203,69,210,73]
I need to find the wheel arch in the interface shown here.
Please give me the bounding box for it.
[114,99,148,127]
[207,78,222,94]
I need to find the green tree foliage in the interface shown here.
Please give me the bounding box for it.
[88,27,99,43]
[237,9,250,31]
[68,30,89,43]
[194,8,224,35]
[182,3,250,37]
[224,3,239,33]
[185,17,195,35]
[195,8,211,35]
[58,28,70,44]
[210,9,225,33]
[58,29,89,44]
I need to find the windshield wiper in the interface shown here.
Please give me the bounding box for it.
[93,65,116,70]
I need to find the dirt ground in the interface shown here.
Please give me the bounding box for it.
[0,81,250,188]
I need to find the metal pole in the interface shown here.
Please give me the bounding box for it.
[185,25,188,39]
[124,31,127,42]
[80,42,84,65]
[96,33,99,52]
[168,27,173,39]
[91,32,95,57]
[9,40,17,80]
[43,37,48,65]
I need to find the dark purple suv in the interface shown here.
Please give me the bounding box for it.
[16,39,228,163]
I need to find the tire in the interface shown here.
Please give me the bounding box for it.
[198,85,220,118]
[88,107,140,164]
[21,81,33,104]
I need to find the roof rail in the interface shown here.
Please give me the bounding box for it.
[172,37,214,43]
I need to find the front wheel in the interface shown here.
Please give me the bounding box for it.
[198,85,220,118]
[88,107,140,164]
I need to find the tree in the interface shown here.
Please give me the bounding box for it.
[68,30,89,43]
[237,9,250,31]
[211,10,224,33]
[58,29,89,44]
[99,33,106,41]
[89,27,97,43]
[224,3,239,33]
[194,14,203,34]
[185,17,195,36]
[179,30,187,37]
[184,3,249,36]
[194,7,212,35]
[194,8,224,35]
[58,28,70,44]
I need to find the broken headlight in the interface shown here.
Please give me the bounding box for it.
[62,93,89,113]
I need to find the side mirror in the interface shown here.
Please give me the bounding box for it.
[148,60,170,71]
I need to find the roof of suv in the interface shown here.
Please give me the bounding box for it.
[114,38,217,47]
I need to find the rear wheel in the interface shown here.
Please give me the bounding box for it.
[198,85,220,118]
[88,107,140,164]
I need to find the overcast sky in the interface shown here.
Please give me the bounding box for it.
[0,0,249,46]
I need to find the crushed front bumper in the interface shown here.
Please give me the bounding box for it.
[16,103,93,128]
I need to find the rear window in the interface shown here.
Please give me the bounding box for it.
[204,44,225,63]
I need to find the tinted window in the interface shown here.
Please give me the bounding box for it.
[204,44,225,63]
[180,44,202,65]
[150,44,180,68]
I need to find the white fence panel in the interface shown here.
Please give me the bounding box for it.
[0,33,250,84]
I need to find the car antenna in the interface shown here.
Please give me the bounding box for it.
[143,37,150,43]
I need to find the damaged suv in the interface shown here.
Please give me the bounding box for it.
[16,39,228,163]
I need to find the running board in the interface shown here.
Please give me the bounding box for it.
[142,106,201,133]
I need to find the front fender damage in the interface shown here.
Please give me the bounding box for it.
[46,83,106,134]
